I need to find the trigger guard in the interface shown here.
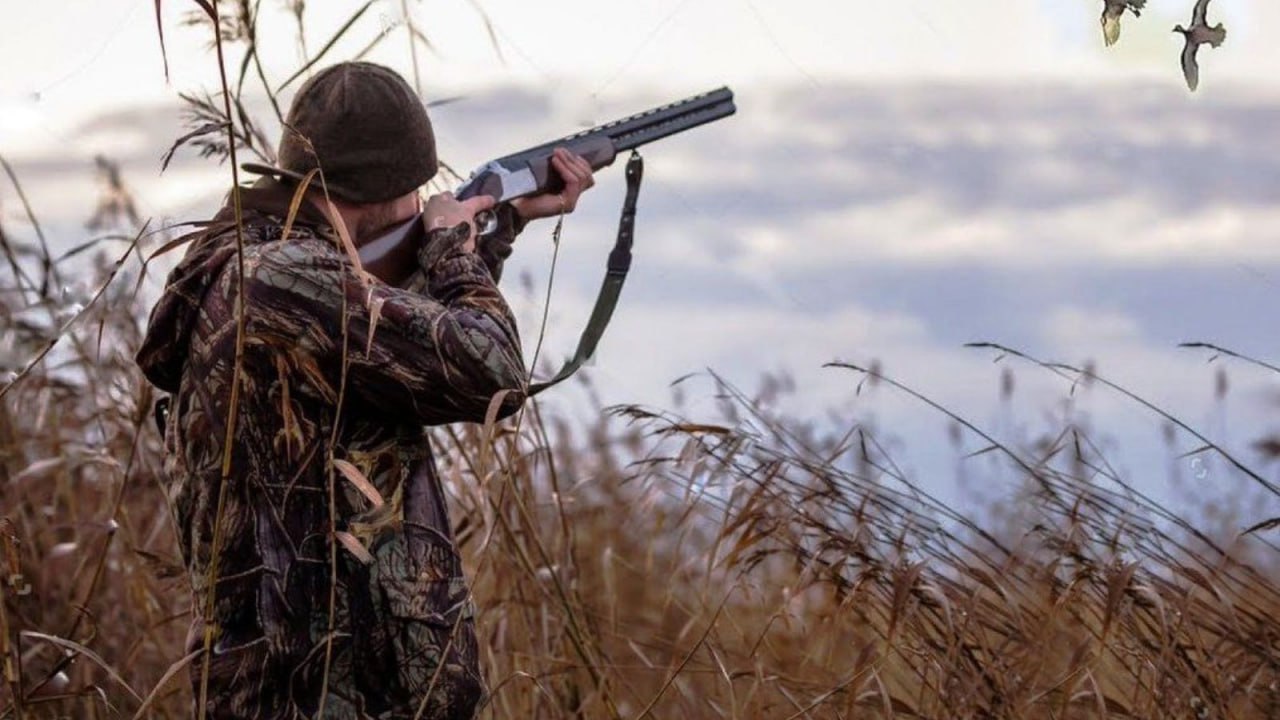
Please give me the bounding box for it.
[475,209,499,236]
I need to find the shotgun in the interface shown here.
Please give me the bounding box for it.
[359,87,736,284]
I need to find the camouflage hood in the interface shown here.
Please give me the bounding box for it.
[136,179,328,392]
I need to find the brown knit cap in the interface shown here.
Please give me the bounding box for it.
[242,62,438,203]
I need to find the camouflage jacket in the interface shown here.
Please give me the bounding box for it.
[136,179,527,719]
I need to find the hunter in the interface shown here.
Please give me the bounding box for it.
[136,61,595,718]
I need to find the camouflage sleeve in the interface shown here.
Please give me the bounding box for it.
[399,202,523,293]
[243,222,527,425]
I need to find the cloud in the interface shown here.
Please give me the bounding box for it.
[1043,306,1146,350]
[585,82,1280,277]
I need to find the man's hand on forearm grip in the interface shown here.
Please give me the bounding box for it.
[510,147,597,222]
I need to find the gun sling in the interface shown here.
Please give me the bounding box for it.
[528,150,644,395]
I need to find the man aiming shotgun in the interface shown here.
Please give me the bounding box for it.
[136,61,732,718]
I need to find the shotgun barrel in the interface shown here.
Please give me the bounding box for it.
[455,87,737,205]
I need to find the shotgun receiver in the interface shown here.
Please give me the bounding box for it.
[359,87,736,283]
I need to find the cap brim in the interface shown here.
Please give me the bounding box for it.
[240,163,362,202]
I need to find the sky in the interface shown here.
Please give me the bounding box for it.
[2,0,1279,137]
[2,0,1279,519]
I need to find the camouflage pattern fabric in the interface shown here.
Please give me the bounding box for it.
[136,179,527,719]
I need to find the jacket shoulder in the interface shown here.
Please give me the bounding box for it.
[237,222,345,279]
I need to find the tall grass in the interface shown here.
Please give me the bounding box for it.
[3,248,1279,717]
[2,2,1278,718]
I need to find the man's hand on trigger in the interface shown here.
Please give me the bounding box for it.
[424,192,496,253]
[511,147,597,222]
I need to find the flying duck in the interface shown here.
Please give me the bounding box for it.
[1174,0,1227,92]
[1101,0,1146,47]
